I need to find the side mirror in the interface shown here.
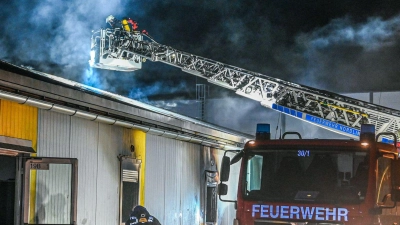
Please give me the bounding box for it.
[218,183,228,196]
[220,156,231,182]
[218,150,239,204]
[391,159,400,201]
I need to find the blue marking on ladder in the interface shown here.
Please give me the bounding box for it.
[272,104,360,136]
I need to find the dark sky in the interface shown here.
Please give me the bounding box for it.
[1,0,400,105]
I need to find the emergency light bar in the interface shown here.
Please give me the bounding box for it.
[256,123,271,140]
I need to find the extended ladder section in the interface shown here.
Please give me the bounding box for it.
[89,28,400,142]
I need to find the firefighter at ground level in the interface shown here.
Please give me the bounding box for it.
[125,205,161,225]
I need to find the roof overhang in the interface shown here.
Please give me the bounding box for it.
[0,60,252,149]
[0,136,35,156]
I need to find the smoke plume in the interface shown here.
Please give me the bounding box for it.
[0,0,399,127]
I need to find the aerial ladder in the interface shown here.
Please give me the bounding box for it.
[89,24,400,143]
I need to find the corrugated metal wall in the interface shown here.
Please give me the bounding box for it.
[0,100,38,146]
[37,109,71,157]
[37,109,132,225]
[145,134,201,225]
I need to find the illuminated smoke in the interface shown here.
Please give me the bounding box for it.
[129,83,162,103]
[301,16,400,51]
[0,0,126,83]
[128,80,189,103]
[291,14,400,91]
[0,0,193,104]
[83,67,117,92]
[153,101,178,108]
[28,0,125,67]
[1,1,399,115]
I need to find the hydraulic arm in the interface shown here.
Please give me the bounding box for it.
[89,28,400,141]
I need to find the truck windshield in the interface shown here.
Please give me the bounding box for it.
[244,148,369,204]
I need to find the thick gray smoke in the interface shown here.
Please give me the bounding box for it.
[1,1,399,132]
[28,0,123,65]
[1,1,399,94]
[304,16,400,51]
[1,0,125,87]
[292,15,400,91]
[183,12,400,93]
[128,79,189,103]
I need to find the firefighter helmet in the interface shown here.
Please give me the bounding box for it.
[106,15,115,24]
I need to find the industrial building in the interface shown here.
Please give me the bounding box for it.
[2,58,400,225]
[0,60,252,225]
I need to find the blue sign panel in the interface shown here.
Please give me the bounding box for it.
[272,104,360,137]
[305,114,360,136]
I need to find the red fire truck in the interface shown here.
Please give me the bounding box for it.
[218,124,400,225]
[89,22,400,224]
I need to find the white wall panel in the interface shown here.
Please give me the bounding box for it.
[164,141,182,225]
[95,123,127,225]
[143,136,166,222]
[38,110,71,157]
[70,117,99,225]
[38,109,133,225]
[180,143,201,224]
[145,135,201,225]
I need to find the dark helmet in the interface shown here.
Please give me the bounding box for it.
[131,205,150,218]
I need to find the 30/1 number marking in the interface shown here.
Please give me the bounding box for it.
[298,150,310,157]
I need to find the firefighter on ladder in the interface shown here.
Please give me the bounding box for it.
[106,15,139,49]
[106,15,138,32]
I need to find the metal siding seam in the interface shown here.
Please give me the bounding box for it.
[164,139,177,225]
[132,129,146,206]
[95,122,99,225]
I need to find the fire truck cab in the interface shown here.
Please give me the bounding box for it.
[218,124,400,225]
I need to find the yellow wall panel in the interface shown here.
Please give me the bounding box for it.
[132,129,146,206]
[0,100,38,150]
